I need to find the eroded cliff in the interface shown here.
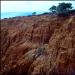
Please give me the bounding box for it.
[0,14,75,75]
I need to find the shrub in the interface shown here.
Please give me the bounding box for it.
[32,12,36,16]
[49,2,73,16]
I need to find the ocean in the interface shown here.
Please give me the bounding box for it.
[1,12,33,19]
[1,12,44,19]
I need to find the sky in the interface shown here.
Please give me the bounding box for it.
[1,1,75,13]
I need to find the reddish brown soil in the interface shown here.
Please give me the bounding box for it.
[0,14,75,75]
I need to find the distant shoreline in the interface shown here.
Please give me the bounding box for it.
[1,12,33,19]
[1,12,46,19]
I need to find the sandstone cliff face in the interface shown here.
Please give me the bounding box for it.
[0,14,75,75]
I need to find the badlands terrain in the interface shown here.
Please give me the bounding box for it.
[0,13,75,75]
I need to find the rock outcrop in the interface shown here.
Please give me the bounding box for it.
[0,14,75,75]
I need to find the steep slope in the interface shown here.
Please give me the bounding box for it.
[0,14,75,75]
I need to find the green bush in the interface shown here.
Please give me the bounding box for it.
[49,2,73,16]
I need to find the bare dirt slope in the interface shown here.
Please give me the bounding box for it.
[0,14,75,75]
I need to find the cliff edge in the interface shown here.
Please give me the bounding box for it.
[0,14,75,75]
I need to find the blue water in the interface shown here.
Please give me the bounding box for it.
[1,12,44,19]
[1,12,33,19]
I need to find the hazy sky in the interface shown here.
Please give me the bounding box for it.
[1,1,75,13]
